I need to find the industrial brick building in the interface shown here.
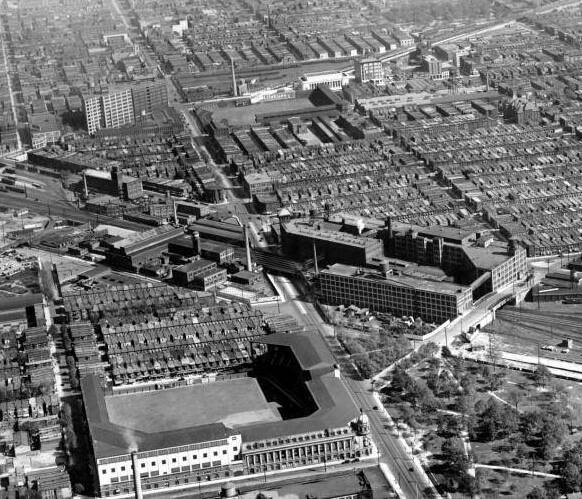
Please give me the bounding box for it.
[103,225,184,272]
[316,221,526,323]
[131,80,168,117]
[387,222,527,297]
[281,219,384,267]
[172,259,227,290]
[84,168,143,200]
[319,263,473,323]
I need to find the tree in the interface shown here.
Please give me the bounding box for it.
[486,368,505,391]
[410,382,440,411]
[507,390,522,412]
[418,342,439,358]
[438,414,463,438]
[534,365,551,388]
[460,374,476,397]
[478,399,517,441]
[521,410,544,442]
[355,358,374,379]
[441,437,468,473]
[392,367,414,393]
[527,487,546,499]
[459,473,481,495]
[455,394,473,416]
[399,404,417,428]
[560,442,582,491]
[562,461,582,492]
[539,417,567,460]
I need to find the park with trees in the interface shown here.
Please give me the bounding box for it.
[379,346,582,497]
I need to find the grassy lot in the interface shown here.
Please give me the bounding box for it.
[105,377,280,432]
[490,368,582,428]
[477,467,553,497]
[381,353,575,496]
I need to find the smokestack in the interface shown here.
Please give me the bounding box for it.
[244,225,252,272]
[192,231,201,256]
[313,240,319,275]
[173,199,178,225]
[131,451,143,499]
[82,171,89,198]
[231,58,238,97]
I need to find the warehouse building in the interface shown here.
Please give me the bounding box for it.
[84,167,143,200]
[103,225,184,272]
[386,221,527,298]
[172,259,227,290]
[281,219,383,267]
[319,263,473,323]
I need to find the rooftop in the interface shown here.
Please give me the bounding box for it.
[211,97,316,127]
[322,263,470,295]
[283,220,379,248]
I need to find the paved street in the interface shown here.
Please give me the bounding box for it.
[258,277,437,498]
[142,463,385,499]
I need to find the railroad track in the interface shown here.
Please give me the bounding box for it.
[496,309,582,332]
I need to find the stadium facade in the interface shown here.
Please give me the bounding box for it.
[82,332,376,497]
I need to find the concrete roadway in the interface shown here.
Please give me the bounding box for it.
[145,462,384,499]
[301,302,431,498]
[256,278,434,498]
[0,25,22,151]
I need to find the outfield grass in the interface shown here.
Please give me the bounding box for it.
[105,377,281,433]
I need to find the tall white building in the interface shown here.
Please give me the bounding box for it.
[354,58,384,84]
[102,88,134,129]
[83,95,103,135]
[83,88,135,135]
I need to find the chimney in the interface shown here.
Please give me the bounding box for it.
[82,171,89,198]
[313,240,319,275]
[231,59,238,97]
[111,167,122,197]
[244,225,252,272]
[192,231,201,256]
[131,451,143,499]
[173,199,178,225]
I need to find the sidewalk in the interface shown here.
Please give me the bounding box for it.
[474,463,561,479]
[372,392,442,498]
